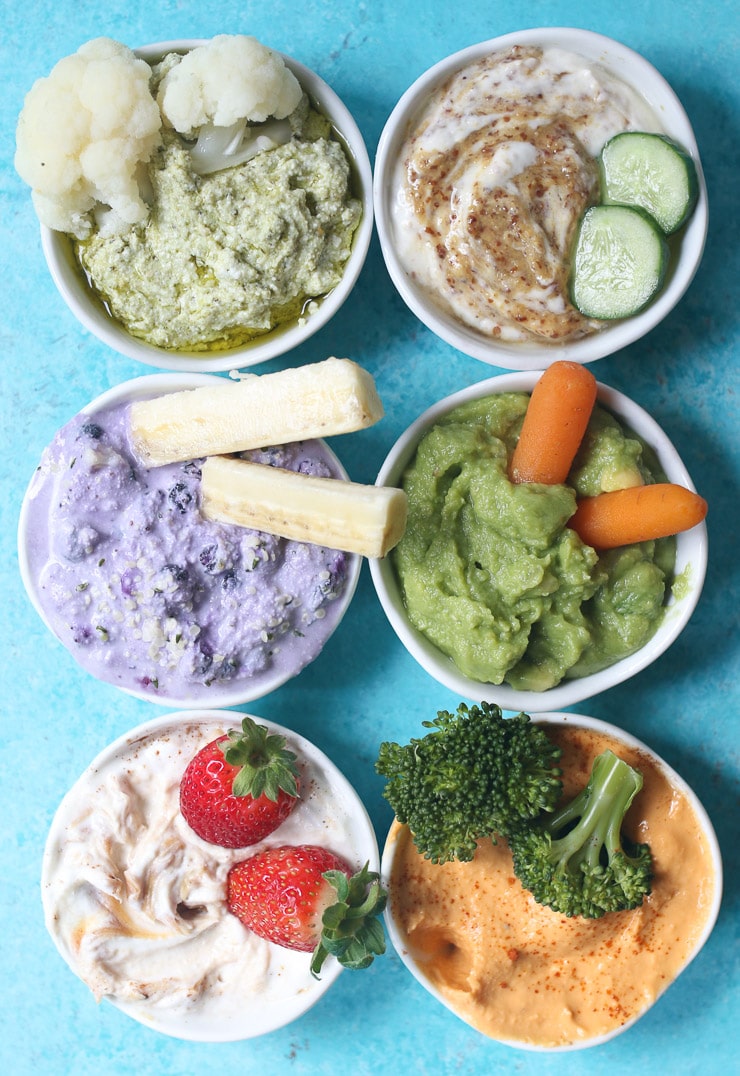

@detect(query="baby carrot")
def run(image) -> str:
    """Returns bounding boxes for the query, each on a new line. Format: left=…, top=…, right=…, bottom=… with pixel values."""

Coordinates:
left=509, top=361, right=598, bottom=485
left=569, top=483, right=707, bottom=550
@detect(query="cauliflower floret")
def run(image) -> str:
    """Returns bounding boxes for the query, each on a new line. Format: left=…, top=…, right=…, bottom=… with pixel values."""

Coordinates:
left=157, top=35, right=303, bottom=175
left=158, top=34, right=302, bottom=132
left=14, top=38, right=162, bottom=239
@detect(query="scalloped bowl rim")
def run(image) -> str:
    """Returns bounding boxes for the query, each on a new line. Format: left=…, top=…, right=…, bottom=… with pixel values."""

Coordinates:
left=40, top=38, right=374, bottom=372
left=18, top=373, right=362, bottom=708
left=373, top=26, right=708, bottom=370
left=369, top=370, right=707, bottom=711
left=380, top=710, right=723, bottom=1052
left=41, top=708, right=380, bottom=1041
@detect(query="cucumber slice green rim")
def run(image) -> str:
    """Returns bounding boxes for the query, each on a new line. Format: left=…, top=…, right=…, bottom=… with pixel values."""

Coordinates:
left=599, top=132, right=698, bottom=235
left=570, top=205, right=669, bottom=321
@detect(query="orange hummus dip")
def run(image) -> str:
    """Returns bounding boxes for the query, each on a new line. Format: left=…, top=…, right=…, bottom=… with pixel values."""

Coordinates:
left=386, top=723, right=719, bottom=1048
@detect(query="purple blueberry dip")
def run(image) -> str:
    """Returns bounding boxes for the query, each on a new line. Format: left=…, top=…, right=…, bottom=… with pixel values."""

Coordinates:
left=21, top=399, right=357, bottom=702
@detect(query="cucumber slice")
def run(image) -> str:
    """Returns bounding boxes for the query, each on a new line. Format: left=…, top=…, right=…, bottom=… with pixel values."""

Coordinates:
left=600, top=132, right=698, bottom=235
left=571, top=205, right=668, bottom=320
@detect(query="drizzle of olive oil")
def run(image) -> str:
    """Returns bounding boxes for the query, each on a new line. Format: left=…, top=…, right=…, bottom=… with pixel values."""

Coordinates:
left=69, top=88, right=364, bottom=358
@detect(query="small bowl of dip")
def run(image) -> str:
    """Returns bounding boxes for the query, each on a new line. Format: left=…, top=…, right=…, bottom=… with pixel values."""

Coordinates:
left=42, top=709, right=380, bottom=1041
left=374, top=27, right=707, bottom=369
left=30, top=36, right=373, bottom=371
left=381, top=710, right=722, bottom=1051
left=18, top=373, right=362, bottom=708
left=369, top=370, right=707, bottom=711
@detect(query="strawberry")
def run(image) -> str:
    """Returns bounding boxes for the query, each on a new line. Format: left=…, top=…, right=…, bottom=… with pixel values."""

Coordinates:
left=227, top=844, right=387, bottom=977
left=179, top=716, right=300, bottom=848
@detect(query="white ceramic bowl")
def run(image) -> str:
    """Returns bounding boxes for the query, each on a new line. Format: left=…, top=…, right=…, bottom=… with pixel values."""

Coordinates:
left=18, top=373, right=362, bottom=708
left=42, top=709, right=380, bottom=1041
left=381, top=711, right=723, bottom=1051
left=369, top=370, right=707, bottom=711
left=374, top=27, right=708, bottom=369
left=40, top=38, right=374, bottom=371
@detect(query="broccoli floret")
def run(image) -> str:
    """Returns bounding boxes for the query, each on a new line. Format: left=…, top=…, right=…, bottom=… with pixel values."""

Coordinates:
left=508, top=749, right=653, bottom=919
left=375, top=702, right=562, bottom=864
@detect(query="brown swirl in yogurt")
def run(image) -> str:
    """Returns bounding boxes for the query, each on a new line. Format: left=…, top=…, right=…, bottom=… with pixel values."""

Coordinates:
left=393, top=46, right=660, bottom=343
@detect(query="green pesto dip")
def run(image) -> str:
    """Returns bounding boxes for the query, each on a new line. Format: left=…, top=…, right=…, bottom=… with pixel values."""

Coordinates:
left=393, top=392, right=676, bottom=691
left=76, top=95, right=362, bottom=351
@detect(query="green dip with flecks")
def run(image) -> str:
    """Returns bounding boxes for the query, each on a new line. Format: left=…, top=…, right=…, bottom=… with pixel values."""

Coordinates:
left=393, top=392, right=675, bottom=691
left=76, top=94, right=362, bottom=351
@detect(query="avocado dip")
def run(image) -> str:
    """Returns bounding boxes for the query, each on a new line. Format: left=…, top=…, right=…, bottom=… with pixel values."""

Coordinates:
left=393, top=392, right=675, bottom=691
left=76, top=85, right=362, bottom=351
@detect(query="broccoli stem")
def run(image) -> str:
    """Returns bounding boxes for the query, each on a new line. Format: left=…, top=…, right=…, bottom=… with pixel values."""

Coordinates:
left=546, top=750, right=643, bottom=873
left=508, top=744, right=653, bottom=918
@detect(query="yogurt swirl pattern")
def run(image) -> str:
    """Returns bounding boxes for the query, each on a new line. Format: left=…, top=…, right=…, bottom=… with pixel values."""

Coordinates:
left=393, top=46, right=660, bottom=342
left=42, top=715, right=378, bottom=1040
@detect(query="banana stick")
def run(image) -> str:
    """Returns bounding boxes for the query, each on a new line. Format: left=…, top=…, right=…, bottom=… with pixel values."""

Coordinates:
left=131, top=357, right=384, bottom=467
left=200, top=456, right=408, bottom=559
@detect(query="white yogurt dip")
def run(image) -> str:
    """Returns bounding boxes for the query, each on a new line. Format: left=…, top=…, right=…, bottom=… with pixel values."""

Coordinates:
left=391, top=45, right=660, bottom=343
left=41, top=712, right=379, bottom=1041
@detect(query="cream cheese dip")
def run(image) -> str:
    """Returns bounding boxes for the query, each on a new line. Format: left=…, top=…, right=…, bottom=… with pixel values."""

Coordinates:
left=41, top=713, right=379, bottom=1041
left=392, top=45, right=660, bottom=343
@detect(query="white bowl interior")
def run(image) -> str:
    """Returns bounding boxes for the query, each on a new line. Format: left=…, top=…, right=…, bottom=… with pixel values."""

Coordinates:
left=40, top=39, right=374, bottom=372
left=380, top=711, right=723, bottom=1051
left=42, top=709, right=380, bottom=1041
left=18, top=373, right=362, bottom=708
left=369, top=370, right=707, bottom=711
left=373, top=27, right=708, bottom=370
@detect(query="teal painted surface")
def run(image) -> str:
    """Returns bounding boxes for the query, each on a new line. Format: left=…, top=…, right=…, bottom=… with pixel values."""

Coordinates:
left=1, top=2, right=738, bottom=1073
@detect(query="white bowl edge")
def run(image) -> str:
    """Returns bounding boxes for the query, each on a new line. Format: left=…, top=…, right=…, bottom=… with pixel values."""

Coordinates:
left=18, top=374, right=363, bottom=708
left=42, top=708, right=380, bottom=1041
left=373, top=27, right=708, bottom=370
left=380, top=710, right=723, bottom=1052
left=40, top=39, right=374, bottom=372
left=369, top=370, right=708, bottom=711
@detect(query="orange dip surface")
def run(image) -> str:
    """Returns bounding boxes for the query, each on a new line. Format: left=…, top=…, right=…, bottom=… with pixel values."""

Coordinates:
left=387, top=723, right=718, bottom=1048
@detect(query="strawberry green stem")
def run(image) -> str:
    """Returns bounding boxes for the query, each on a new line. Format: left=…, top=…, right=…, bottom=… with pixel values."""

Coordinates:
left=310, top=863, right=387, bottom=978
left=221, top=716, right=299, bottom=801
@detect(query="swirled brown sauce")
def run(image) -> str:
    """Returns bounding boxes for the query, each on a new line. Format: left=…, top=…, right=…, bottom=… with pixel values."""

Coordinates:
left=42, top=718, right=369, bottom=1037
left=392, top=46, right=660, bottom=343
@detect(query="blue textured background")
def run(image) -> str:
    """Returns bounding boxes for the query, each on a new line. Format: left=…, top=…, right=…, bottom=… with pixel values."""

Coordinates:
left=1, top=2, right=738, bottom=1074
